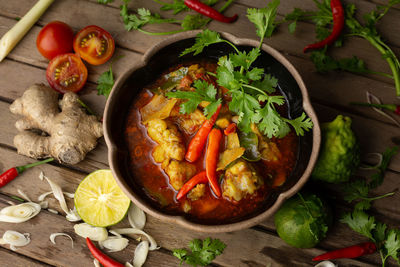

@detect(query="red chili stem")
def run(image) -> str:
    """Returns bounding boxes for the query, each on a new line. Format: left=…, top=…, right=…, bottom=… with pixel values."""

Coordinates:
left=185, top=104, right=221, bottom=162
left=86, top=238, right=124, bottom=267
left=312, top=242, right=377, bottom=261
left=303, top=0, right=344, bottom=53
left=224, top=123, right=237, bottom=135
left=206, top=128, right=223, bottom=198
left=176, top=171, right=208, bottom=200
left=0, top=158, right=54, bottom=188
left=184, top=0, right=238, bottom=23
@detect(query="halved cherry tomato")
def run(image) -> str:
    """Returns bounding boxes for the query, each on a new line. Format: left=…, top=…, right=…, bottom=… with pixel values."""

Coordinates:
left=36, top=21, right=74, bottom=60
left=73, top=25, right=115, bottom=65
left=46, top=53, right=88, bottom=93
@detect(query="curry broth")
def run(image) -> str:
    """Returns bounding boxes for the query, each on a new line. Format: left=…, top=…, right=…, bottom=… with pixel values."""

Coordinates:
left=124, top=62, right=298, bottom=224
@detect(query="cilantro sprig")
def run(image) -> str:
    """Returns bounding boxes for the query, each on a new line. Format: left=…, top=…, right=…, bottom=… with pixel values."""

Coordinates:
left=175, top=4, right=313, bottom=138
left=96, top=64, right=115, bottom=98
left=166, top=79, right=222, bottom=119
left=340, top=147, right=399, bottom=266
left=342, top=147, right=398, bottom=211
left=284, top=0, right=400, bottom=96
left=173, top=238, right=226, bottom=267
left=115, top=0, right=236, bottom=35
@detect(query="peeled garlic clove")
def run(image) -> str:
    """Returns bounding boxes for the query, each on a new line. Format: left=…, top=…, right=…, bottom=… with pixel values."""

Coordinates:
left=133, top=240, right=149, bottom=267
left=99, top=236, right=129, bottom=252
left=112, top=228, right=158, bottom=251
left=74, top=223, right=108, bottom=241
left=128, top=204, right=146, bottom=230
left=50, top=233, right=74, bottom=248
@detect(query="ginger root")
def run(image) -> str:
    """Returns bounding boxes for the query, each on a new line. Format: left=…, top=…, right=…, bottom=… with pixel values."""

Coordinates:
left=10, top=84, right=103, bottom=165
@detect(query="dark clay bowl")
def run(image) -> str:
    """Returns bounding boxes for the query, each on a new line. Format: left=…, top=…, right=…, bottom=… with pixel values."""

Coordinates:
left=104, top=31, right=321, bottom=233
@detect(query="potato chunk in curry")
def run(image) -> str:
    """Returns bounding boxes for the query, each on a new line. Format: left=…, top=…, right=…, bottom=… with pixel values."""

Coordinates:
left=223, top=160, right=263, bottom=201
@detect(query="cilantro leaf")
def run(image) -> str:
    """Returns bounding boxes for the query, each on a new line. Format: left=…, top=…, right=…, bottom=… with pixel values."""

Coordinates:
left=180, top=30, right=224, bottom=56
left=369, top=147, right=398, bottom=188
left=97, top=64, right=115, bottom=98
left=341, top=210, right=376, bottom=241
left=285, top=112, right=314, bottom=136
left=383, top=230, right=400, bottom=264
left=97, top=0, right=114, bottom=4
left=166, top=79, right=221, bottom=119
left=343, top=179, right=369, bottom=203
left=156, top=0, right=188, bottom=14
left=310, top=50, right=370, bottom=74
left=173, top=238, right=226, bottom=267
left=181, top=15, right=209, bottom=31
left=252, top=74, right=278, bottom=94
left=247, top=0, right=280, bottom=41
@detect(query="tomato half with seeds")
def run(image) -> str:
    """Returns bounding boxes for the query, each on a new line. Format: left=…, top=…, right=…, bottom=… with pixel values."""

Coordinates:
left=73, top=25, right=115, bottom=65
left=46, top=53, right=88, bottom=93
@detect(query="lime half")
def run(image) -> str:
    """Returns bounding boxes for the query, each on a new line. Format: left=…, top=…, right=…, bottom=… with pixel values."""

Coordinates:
left=74, top=170, right=131, bottom=227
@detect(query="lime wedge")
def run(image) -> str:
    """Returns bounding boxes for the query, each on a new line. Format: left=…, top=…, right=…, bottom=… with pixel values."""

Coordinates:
left=74, top=170, right=131, bottom=227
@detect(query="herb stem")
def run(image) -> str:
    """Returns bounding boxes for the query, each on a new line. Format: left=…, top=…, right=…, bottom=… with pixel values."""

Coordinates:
left=222, top=40, right=240, bottom=54
left=242, top=84, right=268, bottom=96
left=362, top=35, right=400, bottom=97
left=360, top=191, right=395, bottom=201
left=201, top=0, right=236, bottom=26
left=137, top=28, right=185, bottom=35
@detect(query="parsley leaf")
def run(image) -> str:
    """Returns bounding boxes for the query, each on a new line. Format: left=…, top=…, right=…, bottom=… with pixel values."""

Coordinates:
left=166, top=79, right=222, bottom=119
left=97, top=64, right=115, bottom=98
left=173, top=238, right=226, bottom=267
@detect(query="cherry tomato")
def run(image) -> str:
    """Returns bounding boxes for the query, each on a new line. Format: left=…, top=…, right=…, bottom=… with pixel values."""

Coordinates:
left=73, top=25, right=115, bottom=65
left=46, top=53, right=88, bottom=93
left=36, top=21, right=74, bottom=60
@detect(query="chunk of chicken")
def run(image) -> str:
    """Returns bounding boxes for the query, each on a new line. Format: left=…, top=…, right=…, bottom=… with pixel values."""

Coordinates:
left=223, top=160, right=262, bottom=201
left=251, top=123, right=281, bottom=162
left=173, top=109, right=206, bottom=135
left=187, top=184, right=206, bottom=201
left=165, top=160, right=197, bottom=190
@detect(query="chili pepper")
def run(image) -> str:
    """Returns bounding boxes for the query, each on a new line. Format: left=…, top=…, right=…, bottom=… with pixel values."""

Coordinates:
left=86, top=238, right=124, bottom=267
left=303, top=0, right=344, bottom=53
left=184, top=0, right=238, bottom=23
left=206, top=128, right=223, bottom=198
left=351, top=102, right=400, bottom=115
left=176, top=171, right=208, bottom=200
left=185, top=104, right=222, bottom=162
left=312, top=242, right=377, bottom=261
left=0, top=158, right=54, bottom=188
left=224, top=123, right=237, bottom=135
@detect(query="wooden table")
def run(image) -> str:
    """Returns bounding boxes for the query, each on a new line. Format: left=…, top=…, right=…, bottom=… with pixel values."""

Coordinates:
left=0, top=0, right=399, bottom=266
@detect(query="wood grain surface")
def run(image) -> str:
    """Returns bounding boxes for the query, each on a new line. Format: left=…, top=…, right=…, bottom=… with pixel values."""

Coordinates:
left=0, top=0, right=399, bottom=266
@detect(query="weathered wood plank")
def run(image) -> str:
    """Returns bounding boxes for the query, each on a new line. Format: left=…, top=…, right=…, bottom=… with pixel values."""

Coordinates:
left=0, top=145, right=391, bottom=267
left=0, top=246, right=50, bottom=267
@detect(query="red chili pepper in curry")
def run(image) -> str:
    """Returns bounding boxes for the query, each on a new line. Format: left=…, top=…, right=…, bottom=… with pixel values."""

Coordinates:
left=185, top=104, right=222, bottom=162
left=303, top=0, right=344, bottom=53
left=205, top=128, right=223, bottom=198
left=312, top=242, right=377, bottom=261
left=176, top=171, right=208, bottom=200
left=184, top=0, right=238, bottom=23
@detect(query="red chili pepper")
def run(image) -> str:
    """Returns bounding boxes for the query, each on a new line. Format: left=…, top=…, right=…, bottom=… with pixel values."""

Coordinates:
left=312, top=242, right=377, bottom=261
left=303, top=0, right=344, bottom=53
left=224, top=123, right=237, bottom=135
left=86, top=238, right=124, bottom=267
left=176, top=171, right=208, bottom=200
left=184, top=0, right=238, bottom=23
left=0, top=158, right=54, bottom=188
left=351, top=102, right=400, bottom=116
left=206, top=128, right=222, bottom=198
left=185, top=104, right=222, bottom=162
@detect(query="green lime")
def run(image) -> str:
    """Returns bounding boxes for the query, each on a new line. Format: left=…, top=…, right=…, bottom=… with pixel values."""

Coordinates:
left=274, top=193, right=331, bottom=249
left=74, top=170, right=131, bottom=227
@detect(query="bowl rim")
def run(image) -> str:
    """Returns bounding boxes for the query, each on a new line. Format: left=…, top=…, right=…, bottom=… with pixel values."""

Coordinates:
left=104, top=30, right=321, bottom=233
